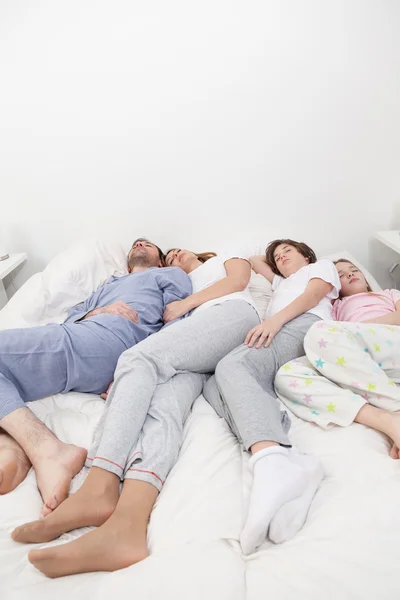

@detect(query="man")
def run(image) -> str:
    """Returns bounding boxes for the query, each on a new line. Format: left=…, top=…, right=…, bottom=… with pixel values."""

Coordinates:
left=0, top=238, right=191, bottom=516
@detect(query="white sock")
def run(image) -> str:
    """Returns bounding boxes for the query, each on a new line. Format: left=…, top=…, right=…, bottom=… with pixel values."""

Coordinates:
left=269, top=450, right=324, bottom=544
left=240, top=446, right=307, bottom=555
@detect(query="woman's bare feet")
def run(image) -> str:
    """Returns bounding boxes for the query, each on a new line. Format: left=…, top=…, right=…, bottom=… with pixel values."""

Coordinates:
left=12, top=467, right=120, bottom=544
left=28, top=512, right=149, bottom=578
left=0, top=433, right=31, bottom=494
left=34, top=443, right=88, bottom=517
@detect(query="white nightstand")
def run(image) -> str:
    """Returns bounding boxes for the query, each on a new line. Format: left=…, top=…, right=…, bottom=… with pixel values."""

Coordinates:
left=375, top=230, right=400, bottom=254
left=0, top=253, right=28, bottom=309
left=375, top=230, right=400, bottom=284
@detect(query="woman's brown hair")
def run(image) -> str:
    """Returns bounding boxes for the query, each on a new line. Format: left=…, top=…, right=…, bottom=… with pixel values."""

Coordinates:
left=265, top=239, right=317, bottom=276
left=165, top=249, right=217, bottom=265
left=334, top=258, right=372, bottom=294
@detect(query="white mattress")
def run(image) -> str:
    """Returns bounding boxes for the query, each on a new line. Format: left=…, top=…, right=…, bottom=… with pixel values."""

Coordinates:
left=1, top=243, right=399, bottom=599
left=2, top=389, right=400, bottom=599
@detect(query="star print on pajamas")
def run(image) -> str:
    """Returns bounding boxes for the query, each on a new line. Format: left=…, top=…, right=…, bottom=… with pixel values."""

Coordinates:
left=315, top=358, right=325, bottom=368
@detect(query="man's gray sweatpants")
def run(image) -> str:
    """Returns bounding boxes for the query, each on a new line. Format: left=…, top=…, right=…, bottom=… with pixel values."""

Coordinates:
left=86, top=300, right=260, bottom=491
left=203, top=313, right=320, bottom=450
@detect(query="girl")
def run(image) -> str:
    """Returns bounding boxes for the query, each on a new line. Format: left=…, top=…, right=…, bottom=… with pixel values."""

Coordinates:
left=203, top=240, right=340, bottom=554
left=12, top=247, right=263, bottom=577
left=275, top=259, right=400, bottom=458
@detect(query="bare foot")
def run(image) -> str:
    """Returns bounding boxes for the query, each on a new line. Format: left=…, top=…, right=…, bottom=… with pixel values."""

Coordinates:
left=389, top=443, right=399, bottom=460
left=33, top=443, right=88, bottom=517
left=384, top=413, right=400, bottom=459
left=28, top=512, right=149, bottom=578
left=0, top=434, right=31, bottom=494
left=12, top=467, right=119, bottom=544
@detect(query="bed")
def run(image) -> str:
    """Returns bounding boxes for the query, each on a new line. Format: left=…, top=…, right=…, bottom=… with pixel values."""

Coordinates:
left=1, top=240, right=399, bottom=600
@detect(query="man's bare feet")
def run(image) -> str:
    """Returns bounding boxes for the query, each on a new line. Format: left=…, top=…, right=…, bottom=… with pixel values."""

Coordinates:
left=34, top=443, right=88, bottom=518
left=12, top=467, right=119, bottom=544
left=28, top=512, right=149, bottom=578
left=0, top=433, right=31, bottom=494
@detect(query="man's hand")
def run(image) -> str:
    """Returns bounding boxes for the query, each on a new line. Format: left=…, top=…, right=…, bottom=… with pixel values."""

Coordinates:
left=245, top=316, right=284, bottom=349
left=100, top=381, right=113, bottom=400
left=163, top=298, right=192, bottom=323
left=84, top=301, right=139, bottom=324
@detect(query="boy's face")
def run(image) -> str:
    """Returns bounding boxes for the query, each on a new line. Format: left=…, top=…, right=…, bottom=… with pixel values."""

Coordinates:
left=273, top=243, right=309, bottom=277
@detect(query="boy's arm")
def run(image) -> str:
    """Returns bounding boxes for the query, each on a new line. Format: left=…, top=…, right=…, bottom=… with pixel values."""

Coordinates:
left=249, top=255, right=275, bottom=283
left=246, top=278, right=332, bottom=348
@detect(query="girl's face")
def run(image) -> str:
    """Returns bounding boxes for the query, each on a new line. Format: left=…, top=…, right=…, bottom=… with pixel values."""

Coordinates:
left=273, top=243, right=309, bottom=277
left=336, top=261, right=369, bottom=297
left=165, top=248, right=199, bottom=274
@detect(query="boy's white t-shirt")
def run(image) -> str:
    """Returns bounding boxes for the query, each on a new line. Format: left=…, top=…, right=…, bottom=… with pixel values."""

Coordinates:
left=189, top=252, right=258, bottom=314
left=265, top=259, right=340, bottom=320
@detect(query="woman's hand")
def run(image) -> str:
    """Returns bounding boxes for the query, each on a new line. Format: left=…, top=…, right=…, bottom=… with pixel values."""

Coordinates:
left=245, top=316, right=284, bottom=349
left=163, top=298, right=192, bottom=323
left=100, top=381, right=113, bottom=400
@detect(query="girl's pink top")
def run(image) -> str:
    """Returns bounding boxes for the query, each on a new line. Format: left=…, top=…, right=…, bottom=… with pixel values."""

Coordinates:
left=332, top=289, right=400, bottom=322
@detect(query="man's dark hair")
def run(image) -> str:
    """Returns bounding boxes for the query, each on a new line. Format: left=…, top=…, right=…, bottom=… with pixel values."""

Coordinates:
left=265, top=239, right=317, bottom=275
left=132, top=238, right=165, bottom=266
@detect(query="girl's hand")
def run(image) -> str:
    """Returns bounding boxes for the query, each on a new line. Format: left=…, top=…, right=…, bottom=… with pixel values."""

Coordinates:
left=245, top=316, right=284, bottom=349
left=163, top=299, right=192, bottom=323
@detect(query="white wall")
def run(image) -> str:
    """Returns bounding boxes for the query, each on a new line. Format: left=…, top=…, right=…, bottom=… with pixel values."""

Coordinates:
left=1, top=0, right=400, bottom=293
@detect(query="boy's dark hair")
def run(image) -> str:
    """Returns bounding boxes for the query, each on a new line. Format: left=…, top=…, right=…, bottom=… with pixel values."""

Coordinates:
left=133, top=238, right=165, bottom=266
left=265, top=239, right=317, bottom=275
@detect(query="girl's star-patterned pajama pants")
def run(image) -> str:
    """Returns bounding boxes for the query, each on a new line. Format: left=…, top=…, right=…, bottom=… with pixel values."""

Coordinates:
left=275, top=320, right=400, bottom=428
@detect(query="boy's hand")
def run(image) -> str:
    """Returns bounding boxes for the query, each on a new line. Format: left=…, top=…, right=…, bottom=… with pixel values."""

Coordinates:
left=245, top=316, right=284, bottom=349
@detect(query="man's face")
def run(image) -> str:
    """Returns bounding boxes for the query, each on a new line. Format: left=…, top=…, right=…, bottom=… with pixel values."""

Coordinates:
left=127, top=239, right=163, bottom=271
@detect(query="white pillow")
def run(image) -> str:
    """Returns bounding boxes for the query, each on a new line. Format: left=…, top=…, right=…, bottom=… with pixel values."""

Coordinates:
left=324, top=251, right=381, bottom=291
left=248, top=270, right=272, bottom=321
left=3, top=239, right=128, bottom=328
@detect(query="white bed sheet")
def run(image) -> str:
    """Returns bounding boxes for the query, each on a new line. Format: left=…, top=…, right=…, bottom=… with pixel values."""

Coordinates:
left=1, top=244, right=399, bottom=600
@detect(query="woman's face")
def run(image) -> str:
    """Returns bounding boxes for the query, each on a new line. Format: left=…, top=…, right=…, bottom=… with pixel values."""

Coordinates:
left=336, top=261, right=369, bottom=297
left=165, top=248, right=199, bottom=274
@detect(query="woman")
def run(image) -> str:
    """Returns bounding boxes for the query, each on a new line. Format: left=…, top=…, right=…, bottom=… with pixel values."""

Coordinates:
left=12, top=247, right=262, bottom=577
left=275, top=259, right=400, bottom=456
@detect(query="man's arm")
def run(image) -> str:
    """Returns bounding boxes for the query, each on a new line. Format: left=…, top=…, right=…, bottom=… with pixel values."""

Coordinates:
left=65, top=280, right=138, bottom=324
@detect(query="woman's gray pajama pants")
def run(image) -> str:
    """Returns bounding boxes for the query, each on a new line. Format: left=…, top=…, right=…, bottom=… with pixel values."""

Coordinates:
left=86, top=300, right=260, bottom=491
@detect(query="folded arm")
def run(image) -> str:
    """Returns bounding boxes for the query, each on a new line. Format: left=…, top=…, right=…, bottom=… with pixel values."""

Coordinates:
left=246, top=278, right=333, bottom=348
left=249, top=255, right=275, bottom=283
left=363, top=301, right=400, bottom=326
left=163, top=258, right=251, bottom=323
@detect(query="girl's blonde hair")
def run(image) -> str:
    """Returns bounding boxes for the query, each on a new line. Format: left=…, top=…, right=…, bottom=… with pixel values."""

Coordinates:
left=166, top=249, right=217, bottom=264
left=334, top=258, right=372, bottom=295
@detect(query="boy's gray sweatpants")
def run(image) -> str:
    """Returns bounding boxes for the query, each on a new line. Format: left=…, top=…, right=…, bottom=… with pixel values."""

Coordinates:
left=203, top=313, right=320, bottom=450
left=86, top=300, right=260, bottom=491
